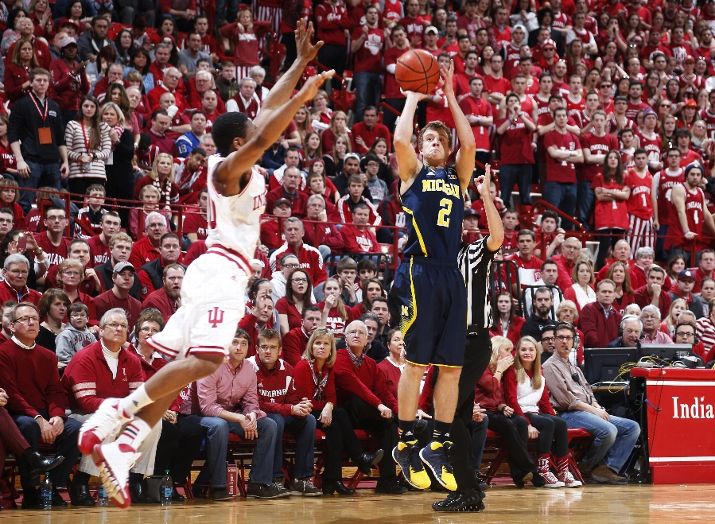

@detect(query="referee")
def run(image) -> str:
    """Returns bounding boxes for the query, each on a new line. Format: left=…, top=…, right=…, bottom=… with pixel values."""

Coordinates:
left=433, top=164, right=504, bottom=512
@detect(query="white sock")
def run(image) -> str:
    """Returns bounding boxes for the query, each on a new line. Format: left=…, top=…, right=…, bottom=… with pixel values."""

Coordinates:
left=118, top=384, right=154, bottom=418
left=116, top=418, right=153, bottom=451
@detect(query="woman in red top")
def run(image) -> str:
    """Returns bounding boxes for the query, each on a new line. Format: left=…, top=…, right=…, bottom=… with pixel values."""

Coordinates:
left=376, top=329, right=404, bottom=400
left=592, top=150, right=630, bottom=269
left=474, top=336, right=543, bottom=488
left=5, top=37, right=38, bottom=105
left=0, top=178, right=25, bottom=229
left=489, top=292, right=525, bottom=346
left=275, top=269, right=313, bottom=336
left=317, top=277, right=360, bottom=339
left=292, top=329, right=381, bottom=495
left=607, top=261, right=636, bottom=315
left=503, top=337, right=581, bottom=488
left=320, top=111, right=350, bottom=154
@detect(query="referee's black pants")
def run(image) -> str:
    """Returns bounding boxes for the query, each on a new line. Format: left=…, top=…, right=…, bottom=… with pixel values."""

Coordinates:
left=435, top=329, right=492, bottom=493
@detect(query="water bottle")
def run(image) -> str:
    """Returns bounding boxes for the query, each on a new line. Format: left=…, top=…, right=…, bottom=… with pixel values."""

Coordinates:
left=97, top=485, right=109, bottom=506
left=159, top=470, right=173, bottom=506
left=40, top=474, right=53, bottom=510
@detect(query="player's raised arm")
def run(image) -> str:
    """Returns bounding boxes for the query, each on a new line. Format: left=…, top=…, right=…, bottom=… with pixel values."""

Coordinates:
left=393, top=91, right=428, bottom=185
left=216, top=70, right=335, bottom=193
left=442, top=60, right=475, bottom=192
left=478, top=164, right=504, bottom=252
left=253, top=18, right=323, bottom=128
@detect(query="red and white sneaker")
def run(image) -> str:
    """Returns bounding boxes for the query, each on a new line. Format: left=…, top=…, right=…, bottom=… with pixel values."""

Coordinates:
left=92, top=441, right=139, bottom=509
left=78, top=398, right=131, bottom=454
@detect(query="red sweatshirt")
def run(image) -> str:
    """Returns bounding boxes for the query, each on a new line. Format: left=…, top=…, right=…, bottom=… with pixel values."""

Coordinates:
left=0, top=339, right=67, bottom=419
left=292, top=359, right=336, bottom=412
left=502, top=367, right=556, bottom=418
left=62, top=341, right=144, bottom=414
left=250, top=358, right=298, bottom=417
left=282, top=327, right=309, bottom=366
left=333, top=349, right=397, bottom=412
left=473, top=368, right=506, bottom=413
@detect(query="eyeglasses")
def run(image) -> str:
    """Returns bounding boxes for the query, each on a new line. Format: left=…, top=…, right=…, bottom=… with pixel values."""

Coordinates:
left=14, top=316, right=39, bottom=324
left=557, top=335, right=574, bottom=341
left=675, top=331, right=695, bottom=338
left=104, top=322, right=128, bottom=330
left=283, top=263, right=299, bottom=269
left=292, top=278, right=308, bottom=283
left=258, top=345, right=280, bottom=351
left=541, top=336, right=555, bottom=342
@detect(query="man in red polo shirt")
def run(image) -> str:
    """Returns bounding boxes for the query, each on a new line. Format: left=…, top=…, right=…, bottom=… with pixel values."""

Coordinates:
left=269, top=217, right=327, bottom=286
left=141, top=264, right=184, bottom=323
left=350, top=5, right=385, bottom=122
left=351, top=107, right=391, bottom=155
left=281, top=306, right=322, bottom=366
left=129, top=212, right=168, bottom=268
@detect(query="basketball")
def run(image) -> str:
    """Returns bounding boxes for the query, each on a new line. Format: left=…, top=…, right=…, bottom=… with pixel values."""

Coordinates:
left=395, top=49, right=441, bottom=94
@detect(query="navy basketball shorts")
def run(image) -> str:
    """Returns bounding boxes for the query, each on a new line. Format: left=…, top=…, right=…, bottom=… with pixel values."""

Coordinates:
left=388, top=257, right=467, bottom=367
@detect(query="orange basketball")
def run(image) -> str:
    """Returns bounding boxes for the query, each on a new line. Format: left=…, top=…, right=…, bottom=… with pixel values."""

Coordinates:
left=395, top=49, right=440, bottom=94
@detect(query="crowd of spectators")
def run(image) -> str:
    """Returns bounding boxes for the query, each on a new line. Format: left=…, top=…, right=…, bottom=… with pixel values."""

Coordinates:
left=1, top=0, right=715, bottom=509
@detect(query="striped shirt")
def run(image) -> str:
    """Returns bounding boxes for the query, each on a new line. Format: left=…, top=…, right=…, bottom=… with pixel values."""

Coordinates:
left=458, top=236, right=497, bottom=331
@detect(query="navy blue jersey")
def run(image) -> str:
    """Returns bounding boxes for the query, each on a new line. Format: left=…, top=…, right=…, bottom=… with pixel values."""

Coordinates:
left=401, top=164, right=464, bottom=262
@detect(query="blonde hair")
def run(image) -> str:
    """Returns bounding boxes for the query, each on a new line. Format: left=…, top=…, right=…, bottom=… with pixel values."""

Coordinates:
left=303, top=328, right=337, bottom=367
left=101, top=101, right=126, bottom=127
left=149, top=152, right=175, bottom=182
left=515, top=336, right=542, bottom=390
left=139, top=184, right=161, bottom=200
left=557, top=300, right=579, bottom=324
left=489, top=336, right=513, bottom=371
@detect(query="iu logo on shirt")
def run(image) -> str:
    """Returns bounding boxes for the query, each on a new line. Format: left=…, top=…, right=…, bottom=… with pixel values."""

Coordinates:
left=208, top=306, right=225, bottom=328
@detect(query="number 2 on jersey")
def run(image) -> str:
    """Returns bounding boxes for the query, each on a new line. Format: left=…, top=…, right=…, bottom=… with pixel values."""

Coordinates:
left=437, top=198, right=452, bottom=228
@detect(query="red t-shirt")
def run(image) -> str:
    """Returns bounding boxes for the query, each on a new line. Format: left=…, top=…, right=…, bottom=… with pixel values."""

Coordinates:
left=496, top=117, right=535, bottom=165
left=459, top=94, right=493, bottom=151
left=383, top=46, right=409, bottom=99
left=578, top=132, right=619, bottom=183
left=351, top=27, right=385, bottom=74
left=543, top=129, right=581, bottom=183
left=591, top=174, right=629, bottom=230
left=183, top=211, right=207, bottom=240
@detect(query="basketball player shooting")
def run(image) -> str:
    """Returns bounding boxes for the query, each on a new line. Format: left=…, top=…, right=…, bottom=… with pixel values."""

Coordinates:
left=389, top=60, right=476, bottom=492
left=76, top=20, right=334, bottom=508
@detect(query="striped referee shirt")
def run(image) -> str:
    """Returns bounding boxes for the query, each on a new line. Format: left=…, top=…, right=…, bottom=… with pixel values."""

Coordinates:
left=458, top=236, right=497, bottom=332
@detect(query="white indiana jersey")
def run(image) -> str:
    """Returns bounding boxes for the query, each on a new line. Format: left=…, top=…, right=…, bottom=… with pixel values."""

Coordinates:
left=205, top=154, right=266, bottom=268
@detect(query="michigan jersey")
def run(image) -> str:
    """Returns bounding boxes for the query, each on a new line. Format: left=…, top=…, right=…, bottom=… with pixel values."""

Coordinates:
left=401, top=164, right=464, bottom=262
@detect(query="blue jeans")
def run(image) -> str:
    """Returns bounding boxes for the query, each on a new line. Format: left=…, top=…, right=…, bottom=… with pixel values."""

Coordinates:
left=14, top=413, right=81, bottom=488
left=19, top=160, right=61, bottom=212
left=559, top=411, right=640, bottom=474
left=543, top=182, right=577, bottom=230
left=499, top=164, right=533, bottom=206
left=215, top=0, right=238, bottom=23
left=266, top=413, right=316, bottom=480
left=197, top=416, right=278, bottom=488
left=577, top=180, right=594, bottom=228
left=353, top=71, right=382, bottom=122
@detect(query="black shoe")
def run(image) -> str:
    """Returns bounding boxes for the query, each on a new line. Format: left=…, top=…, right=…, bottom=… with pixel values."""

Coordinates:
left=475, top=472, right=489, bottom=491
left=208, top=487, right=233, bottom=501
left=129, top=476, right=152, bottom=504
left=322, top=480, right=355, bottom=496
left=432, top=490, right=485, bottom=513
left=191, top=483, right=208, bottom=499
left=531, top=470, right=546, bottom=488
left=356, top=449, right=384, bottom=475
left=69, top=482, right=96, bottom=507
left=20, top=488, right=44, bottom=510
left=51, top=488, right=68, bottom=507
left=512, top=470, right=532, bottom=489
left=246, top=483, right=291, bottom=499
left=21, top=451, right=65, bottom=476
left=375, top=477, right=408, bottom=494
left=171, top=487, right=186, bottom=502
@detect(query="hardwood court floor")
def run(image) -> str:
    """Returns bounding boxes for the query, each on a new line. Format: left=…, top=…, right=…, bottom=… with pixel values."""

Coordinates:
left=3, top=484, right=715, bottom=524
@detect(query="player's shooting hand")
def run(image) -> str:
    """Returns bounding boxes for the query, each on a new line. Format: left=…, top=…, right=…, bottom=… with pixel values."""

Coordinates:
left=400, top=88, right=431, bottom=102
left=295, top=18, right=323, bottom=63
left=439, top=59, right=455, bottom=95
left=299, top=70, right=335, bottom=103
